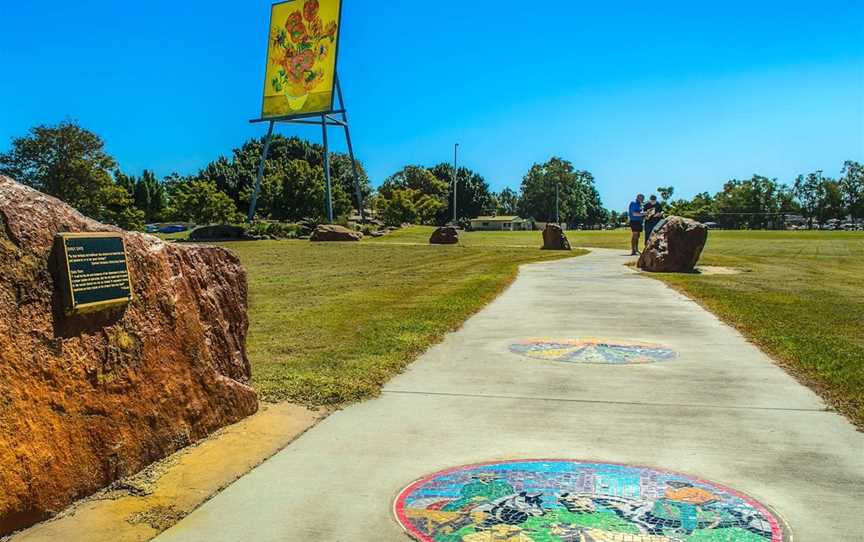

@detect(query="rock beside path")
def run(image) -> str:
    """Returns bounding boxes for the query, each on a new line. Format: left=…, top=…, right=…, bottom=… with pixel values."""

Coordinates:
left=310, top=224, right=363, bottom=242
left=541, top=224, right=571, bottom=250
left=638, top=216, right=708, bottom=273
left=0, top=176, right=258, bottom=536
left=429, top=226, right=459, bottom=245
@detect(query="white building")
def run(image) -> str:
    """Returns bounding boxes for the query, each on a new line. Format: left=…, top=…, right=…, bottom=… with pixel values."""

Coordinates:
left=470, top=216, right=533, bottom=231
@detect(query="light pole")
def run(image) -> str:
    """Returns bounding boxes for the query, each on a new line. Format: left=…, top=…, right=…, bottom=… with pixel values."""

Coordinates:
left=452, top=143, right=459, bottom=224
left=555, top=182, right=560, bottom=225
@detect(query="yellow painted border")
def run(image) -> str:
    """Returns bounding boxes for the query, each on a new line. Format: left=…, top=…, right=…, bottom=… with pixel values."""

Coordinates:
left=57, top=232, right=134, bottom=315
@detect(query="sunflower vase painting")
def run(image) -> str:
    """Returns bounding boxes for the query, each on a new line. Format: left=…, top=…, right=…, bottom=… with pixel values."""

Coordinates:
left=262, top=0, right=341, bottom=118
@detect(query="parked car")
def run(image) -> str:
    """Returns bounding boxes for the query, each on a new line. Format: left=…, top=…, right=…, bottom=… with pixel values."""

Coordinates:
left=159, top=225, right=188, bottom=234
left=145, top=224, right=160, bottom=233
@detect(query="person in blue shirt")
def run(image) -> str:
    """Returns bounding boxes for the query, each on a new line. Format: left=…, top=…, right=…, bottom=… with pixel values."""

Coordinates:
left=628, top=194, right=645, bottom=255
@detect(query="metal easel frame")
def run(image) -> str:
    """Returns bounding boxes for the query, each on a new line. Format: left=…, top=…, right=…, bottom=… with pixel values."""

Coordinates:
left=247, top=74, right=365, bottom=224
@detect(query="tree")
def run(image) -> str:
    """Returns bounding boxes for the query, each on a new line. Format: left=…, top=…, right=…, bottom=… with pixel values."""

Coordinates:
left=713, top=175, right=793, bottom=229
left=378, top=166, right=449, bottom=225
left=840, top=160, right=864, bottom=225
left=817, top=179, right=845, bottom=225
left=0, top=121, right=141, bottom=227
left=169, top=180, right=243, bottom=225
left=115, top=170, right=137, bottom=196
left=380, top=189, right=419, bottom=226
left=517, top=157, right=603, bottom=225
left=196, top=135, right=372, bottom=218
left=428, top=163, right=495, bottom=222
left=129, top=170, right=167, bottom=222
left=329, top=153, right=372, bottom=212
left=794, top=172, right=827, bottom=229
left=582, top=182, right=607, bottom=226
left=100, top=183, right=146, bottom=231
left=496, top=188, right=520, bottom=215
left=668, top=192, right=716, bottom=223
left=380, top=166, right=449, bottom=200
left=657, top=186, right=675, bottom=202
left=263, top=159, right=352, bottom=222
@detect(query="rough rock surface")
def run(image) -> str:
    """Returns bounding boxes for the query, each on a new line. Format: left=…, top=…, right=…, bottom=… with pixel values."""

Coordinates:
left=0, top=176, right=258, bottom=536
left=309, top=224, right=363, bottom=242
left=638, top=216, right=708, bottom=273
left=541, top=224, right=571, bottom=250
left=189, top=225, right=250, bottom=241
left=429, top=226, right=459, bottom=245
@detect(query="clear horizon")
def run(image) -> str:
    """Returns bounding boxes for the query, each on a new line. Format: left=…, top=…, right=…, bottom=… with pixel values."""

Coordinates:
left=1, top=0, right=862, bottom=211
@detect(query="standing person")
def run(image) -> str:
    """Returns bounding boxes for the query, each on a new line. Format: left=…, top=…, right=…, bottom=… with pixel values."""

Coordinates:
left=643, top=195, right=664, bottom=246
left=628, top=194, right=645, bottom=255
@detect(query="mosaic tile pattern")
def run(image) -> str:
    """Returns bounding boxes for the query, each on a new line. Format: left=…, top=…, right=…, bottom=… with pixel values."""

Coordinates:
left=395, top=460, right=788, bottom=542
left=509, top=339, right=677, bottom=365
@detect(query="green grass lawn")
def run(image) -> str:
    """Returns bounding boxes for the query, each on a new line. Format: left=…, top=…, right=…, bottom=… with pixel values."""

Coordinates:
left=188, top=224, right=862, bottom=428
left=377, top=226, right=863, bottom=427
left=370, top=226, right=628, bottom=249
left=645, top=230, right=864, bottom=428
left=217, top=239, right=582, bottom=405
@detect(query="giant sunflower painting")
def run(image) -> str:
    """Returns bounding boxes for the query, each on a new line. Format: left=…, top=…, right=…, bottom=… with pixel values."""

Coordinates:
left=261, top=0, right=341, bottom=118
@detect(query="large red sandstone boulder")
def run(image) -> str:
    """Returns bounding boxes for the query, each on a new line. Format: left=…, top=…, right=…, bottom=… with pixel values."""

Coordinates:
left=638, top=216, right=708, bottom=273
left=309, top=224, right=363, bottom=242
left=0, top=176, right=258, bottom=536
left=429, top=226, right=459, bottom=245
left=541, top=224, right=571, bottom=250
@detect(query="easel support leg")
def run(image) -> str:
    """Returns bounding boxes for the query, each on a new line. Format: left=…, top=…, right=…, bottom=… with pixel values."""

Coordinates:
left=248, top=120, right=275, bottom=223
left=321, top=114, right=334, bottom=223
left=336, top=75, right=365, bottom=222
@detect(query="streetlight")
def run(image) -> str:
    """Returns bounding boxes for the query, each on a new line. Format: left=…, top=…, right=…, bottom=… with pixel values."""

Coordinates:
left=555, top=181, right=560, bottom=225
left=453, top=143, right=459, bottom=224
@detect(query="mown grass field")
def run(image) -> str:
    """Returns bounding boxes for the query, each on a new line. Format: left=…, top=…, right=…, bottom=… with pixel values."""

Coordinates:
left=377, top=226, right=864, bottom=427
left=189, top=225, right=863, bottom=427
left=217, top=239, right=582, bottom=405
left=650, top=230, right=864, bottom=428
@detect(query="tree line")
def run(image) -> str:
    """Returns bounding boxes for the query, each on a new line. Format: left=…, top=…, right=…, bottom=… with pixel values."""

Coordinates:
left=1, top=121, right=860, bottom=231
left=661, top=165, right=863, bottom=229
left=372, top=158, right=606, bottom=227
left=0, top=121, right=610, bottom=230
left=0, top=121, right=375, bottom=230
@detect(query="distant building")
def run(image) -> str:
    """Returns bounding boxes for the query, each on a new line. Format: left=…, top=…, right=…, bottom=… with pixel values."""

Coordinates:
left=470, top=216, right=533, bottom=231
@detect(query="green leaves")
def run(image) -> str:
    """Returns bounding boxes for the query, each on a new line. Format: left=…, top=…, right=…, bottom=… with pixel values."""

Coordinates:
left=517, top=157, right=601, bottom=224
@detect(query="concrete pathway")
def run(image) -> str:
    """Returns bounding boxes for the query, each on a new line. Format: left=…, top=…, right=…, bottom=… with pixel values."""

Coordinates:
left=156, top=249, right=864, bottom=542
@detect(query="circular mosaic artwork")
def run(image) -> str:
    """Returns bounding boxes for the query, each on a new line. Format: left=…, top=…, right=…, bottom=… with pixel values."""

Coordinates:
left=509, top=339, right=677, bottom=365
left=395, top=460, right=788, bottom=542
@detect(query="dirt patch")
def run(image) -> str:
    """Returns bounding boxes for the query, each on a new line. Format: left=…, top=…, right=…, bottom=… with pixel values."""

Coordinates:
left=127, top=506, right=187, bottom=532
left=694, top=266, right=745, bottom=275
left=628, top=262, right=745, bottom=275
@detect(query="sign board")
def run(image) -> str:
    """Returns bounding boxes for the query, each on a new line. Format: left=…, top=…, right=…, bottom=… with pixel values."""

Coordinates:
left=56, top=233, right=133, bottom=315
left=261, top=0, right=343, bottom=119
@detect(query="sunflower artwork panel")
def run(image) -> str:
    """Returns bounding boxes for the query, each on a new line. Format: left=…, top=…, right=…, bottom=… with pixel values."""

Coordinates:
left=261, top=0, right=342, bottom=119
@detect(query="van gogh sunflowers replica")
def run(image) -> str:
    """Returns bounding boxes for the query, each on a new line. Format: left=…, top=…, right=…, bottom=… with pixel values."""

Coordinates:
left=262, top=0, right=341, bottom=118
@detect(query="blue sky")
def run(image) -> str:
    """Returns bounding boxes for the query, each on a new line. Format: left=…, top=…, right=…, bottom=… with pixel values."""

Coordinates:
left=1, top=0, right=862, bottom=210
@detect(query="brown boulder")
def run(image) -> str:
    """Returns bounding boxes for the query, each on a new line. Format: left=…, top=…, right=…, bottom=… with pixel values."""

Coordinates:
left=309, top=224, right=363, bottom=242
left=0, top=176, right=258, bottom=536
left=429, top=226, right=459, bottom=245
left=638, top=216, right=708, bottom=272
left=541, top=224, right=571, bottom=250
